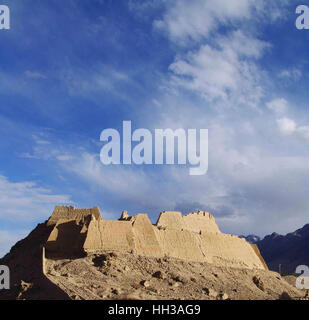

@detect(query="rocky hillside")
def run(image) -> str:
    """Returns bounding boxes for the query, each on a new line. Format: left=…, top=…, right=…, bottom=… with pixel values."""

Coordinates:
left=0, top=220, right=305, bottom=300
left=44, top=251, right=307, bottom=300
left=257, top=224, right=309, bottom=274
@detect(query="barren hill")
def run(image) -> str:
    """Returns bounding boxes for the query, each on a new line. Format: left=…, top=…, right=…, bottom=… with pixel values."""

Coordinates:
left=257, top=224, right=309, bottom=274
left=0, top=206, right=306, bottom=300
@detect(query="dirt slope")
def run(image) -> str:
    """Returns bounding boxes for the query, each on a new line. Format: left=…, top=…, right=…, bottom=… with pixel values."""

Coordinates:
left=45, top=251, right=305, bottom=300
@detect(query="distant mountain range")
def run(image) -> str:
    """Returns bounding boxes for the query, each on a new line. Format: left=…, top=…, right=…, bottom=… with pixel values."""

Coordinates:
left=241, top=224, right=309, bottom=274
left=239, top=235, right=261, bottom=244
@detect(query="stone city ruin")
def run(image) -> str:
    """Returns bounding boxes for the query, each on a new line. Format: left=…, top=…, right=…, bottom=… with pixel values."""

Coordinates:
left=44, top=206, right=267, bottom=270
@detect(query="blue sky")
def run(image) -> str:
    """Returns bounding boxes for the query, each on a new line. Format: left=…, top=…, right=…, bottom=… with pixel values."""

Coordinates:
left=1, top=0, right=309, bottom=257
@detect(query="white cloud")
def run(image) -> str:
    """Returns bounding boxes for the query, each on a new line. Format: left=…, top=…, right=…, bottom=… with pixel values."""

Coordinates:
left=0, top=175, right=71, bottom=221
left=20, top=133, right=81, bottom=162
left=66, top=152, right=169, bottom=208
left=0, top=175, right=72, bottom=257
left=61, top=66, right=130, bottom=97
left=154, top=0, right=252, bottom=45
left=24, top=70, right=47, bottom=79
left=277, top=117, right=296, bottom=135
left=56, top=155, right=72, bottom=161
left=168, top=31, right=267, bottom=105
left=218, top=30, right=270, bottom=59
left=277, top=117, right=309, bottom=140
left=278, top=68, right=302, bottom=81
left=32, top=134, right=51, bottom=145
left=267, top=98, right=288, bottom=115
left=296, top=126, right=309, bottom=140
left=153, top=0, right=289, bottom=45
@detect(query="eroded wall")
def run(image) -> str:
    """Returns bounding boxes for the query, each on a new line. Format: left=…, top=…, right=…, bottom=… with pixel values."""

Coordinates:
left=45, top=206, right=267, bottom=270
left=47, top=206, right=101, bottom=227
left=84, top=219, right=135, bottom=252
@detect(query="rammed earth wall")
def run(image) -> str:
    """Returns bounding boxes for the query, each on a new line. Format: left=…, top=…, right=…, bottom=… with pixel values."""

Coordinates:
left=45, top=206, right=267, bottom=270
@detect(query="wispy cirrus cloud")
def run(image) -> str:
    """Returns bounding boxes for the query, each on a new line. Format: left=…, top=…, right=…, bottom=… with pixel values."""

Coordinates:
left=267, top=98, right=288, bottom=115
left=0, top=175, right=71, bottom=221
left=24, top=70, right=47, bottom=80
left=153, top=0, right=290, bottom=45
left=0, top=172, right=72, bottom=256
left=278, top=68, right=302, bottom=82
left=154, top=0, right=252, bottom=45
left=266, top=98, right=309, bottom=141
left=168, top=30, right=268, bottom=105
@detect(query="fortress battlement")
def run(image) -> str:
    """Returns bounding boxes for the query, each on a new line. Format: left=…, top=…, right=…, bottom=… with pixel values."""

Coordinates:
left=45, top=206, right=268, bottom=270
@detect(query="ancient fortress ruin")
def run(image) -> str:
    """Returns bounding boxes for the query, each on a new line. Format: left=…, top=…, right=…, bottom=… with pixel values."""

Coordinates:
left=45, top=206, right=268, bottom=270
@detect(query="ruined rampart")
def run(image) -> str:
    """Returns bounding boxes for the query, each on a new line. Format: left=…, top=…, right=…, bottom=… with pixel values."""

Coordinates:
left=45, top=206, right=267, bottom=270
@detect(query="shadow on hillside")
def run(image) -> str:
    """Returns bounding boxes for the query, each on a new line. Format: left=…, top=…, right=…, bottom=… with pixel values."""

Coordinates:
left=0, top=223, right=71, bottom=300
